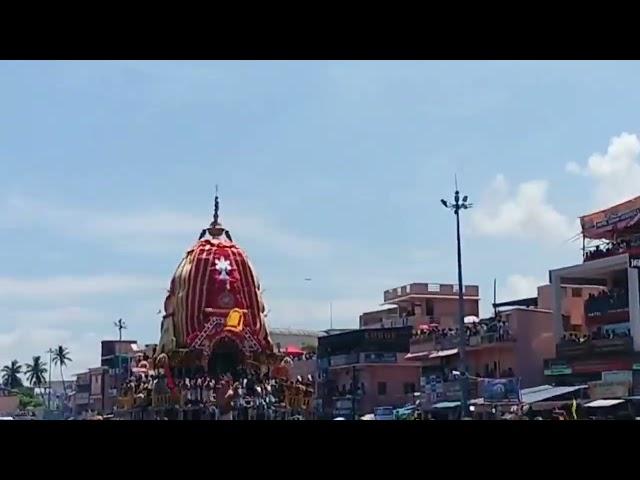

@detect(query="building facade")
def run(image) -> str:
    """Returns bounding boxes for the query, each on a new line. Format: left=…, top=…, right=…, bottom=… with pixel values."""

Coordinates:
left=317, top=326, right=414, bottom=418
left=545, top=196, right=640, bottom=397
left=360, top=282, right=480, bottom=330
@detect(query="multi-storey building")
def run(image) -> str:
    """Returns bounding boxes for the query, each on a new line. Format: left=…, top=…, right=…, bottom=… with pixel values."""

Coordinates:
left=545, top=195, right=640, bottom=397
left=360, top=282, right=480, bottom=330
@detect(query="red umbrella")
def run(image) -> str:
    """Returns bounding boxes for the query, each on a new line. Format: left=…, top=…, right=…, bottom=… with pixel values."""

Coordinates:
left=283, top=345, right=304, bottom=356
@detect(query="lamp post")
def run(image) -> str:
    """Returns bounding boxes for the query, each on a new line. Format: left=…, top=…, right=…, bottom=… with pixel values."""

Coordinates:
left=113, top=319, right=127, bottom=394
left=440, top=187, right=473, bottom=418
left=46, top=348, right=54, bottom=410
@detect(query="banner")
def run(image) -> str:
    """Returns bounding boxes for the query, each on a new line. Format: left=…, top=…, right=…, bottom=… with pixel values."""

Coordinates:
left=588, top=380, right=630, bottom=399
left=580, top=195, right=640, bottom=239
left=362, top=352, right=397, bottom=364
left=602, top=370, right=633, bottom=385
left=480, top=378, right=521, bottom=402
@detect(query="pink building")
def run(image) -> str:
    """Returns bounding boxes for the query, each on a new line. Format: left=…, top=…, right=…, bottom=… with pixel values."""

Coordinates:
left=406, top=283, right=595, bottom=400
left=0, top=387, right=19, bottom=416
left=361, top=282, right=480, bottom=330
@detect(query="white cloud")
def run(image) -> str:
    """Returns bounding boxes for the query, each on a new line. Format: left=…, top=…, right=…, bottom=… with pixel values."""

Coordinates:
left=0, top=196, right=331, bottom=258
left=0, top=274, right=163, bottom=299
left=566, top=132, right=640, bottom=209
left=470, top=174, right=578, bottom=242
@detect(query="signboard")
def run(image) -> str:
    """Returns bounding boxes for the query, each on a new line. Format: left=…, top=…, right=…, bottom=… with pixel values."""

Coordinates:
left=573, top=359, right=633, bottom=374
left=318, top=326, right=412, bottom=357
left=557, top=338, right=632, bottom=358
left=602, top=370, right=633, bottom=385
left=592, top=338, right=633, bottom=354
left=630, top=256, right=640, bottom=269
left=580, top=195, right=640, bottom=240
left=362, top=352, right=397, bottom=364
left=556, top=342, right=590, bottom=358
left=75, top=392, right=89, bottom=404
left=442, top=381, right=462, bottom=401
left=588, top=380, right=630, bottom=399
left=544, top=367, right=573, bottom=375
left=480, top=378, right=521, bottom=403
left=329, top=353, right=359, bottom=367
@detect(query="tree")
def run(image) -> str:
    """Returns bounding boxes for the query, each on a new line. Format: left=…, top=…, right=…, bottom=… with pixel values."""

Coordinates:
left=1, top=360, right=23, bottom=389
left=52, top=346, right=72, bottom=395
left=25, top=355, right=48, bottom=403
left=17, top=386, right=44, bottom=410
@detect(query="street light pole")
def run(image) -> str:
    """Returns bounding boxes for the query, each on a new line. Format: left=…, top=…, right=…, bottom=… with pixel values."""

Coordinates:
left=46, top=348, right=54, bottom=410
left=441, top=186, right=473, bottom=419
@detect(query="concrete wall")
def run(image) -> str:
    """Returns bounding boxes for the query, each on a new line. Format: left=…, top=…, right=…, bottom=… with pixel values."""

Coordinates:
left=270, top=333, right=320, bottom=351
left=329, top=363, right=420, bottom=414
left=0, top=395, right=19, bottom=415
left=432, top=298, right=480, bottom=329
left=538, top=284, right=606, bottom=330
left=509, top=308, right=555, bottom=388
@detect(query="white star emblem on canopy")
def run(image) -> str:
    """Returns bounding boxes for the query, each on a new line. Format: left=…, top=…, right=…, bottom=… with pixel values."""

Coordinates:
left=215, top=257, right=232, bottom=281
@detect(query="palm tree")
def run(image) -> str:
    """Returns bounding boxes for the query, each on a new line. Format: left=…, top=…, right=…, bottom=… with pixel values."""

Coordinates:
left=1, top=360, right=23, bottom=389
left=52, top=345, right=72, bottom=395
left=25, top=355, right=48, bottom=403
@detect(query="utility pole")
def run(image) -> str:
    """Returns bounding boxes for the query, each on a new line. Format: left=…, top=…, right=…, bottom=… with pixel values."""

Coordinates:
left=113, top=319, right=127, bottom=394
left=114, top=318, right=127, bottom=341
left=351, top=365, right=358, bottom=420
left=440, top=179, right=473, bottom=418
left=46, top=348, right=54, bottom=410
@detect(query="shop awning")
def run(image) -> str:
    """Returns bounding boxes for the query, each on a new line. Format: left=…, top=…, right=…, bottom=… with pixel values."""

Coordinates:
left=521, top=385, right=587, bottom=404
left=404, top=348, right=458, bottom=361
left=432, top=401, right=461, bottom=409
left=584, top=399, right=626, bottom=408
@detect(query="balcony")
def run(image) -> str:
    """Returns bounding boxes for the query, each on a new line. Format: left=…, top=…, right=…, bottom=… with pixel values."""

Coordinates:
left=583, top=241, right=640, bottom=263
left=384, top=283, right=480, bottom=303
left=410, top=331, right=515, bottom=352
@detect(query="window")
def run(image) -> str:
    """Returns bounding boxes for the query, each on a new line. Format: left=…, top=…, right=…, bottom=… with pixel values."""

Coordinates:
left=572, top=288, right=582, bottom=298
left=377, top=382, right=387, bottom=396
left=403, top=382, right=416, bottom=394
left=425, top=300, right=434, bottom=316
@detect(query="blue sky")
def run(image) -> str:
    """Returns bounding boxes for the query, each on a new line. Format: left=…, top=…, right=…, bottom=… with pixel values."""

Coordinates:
left=2, top=60, right=640, bottom=377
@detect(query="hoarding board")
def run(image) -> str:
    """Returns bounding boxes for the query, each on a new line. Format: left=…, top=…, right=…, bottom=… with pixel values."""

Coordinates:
left=588, top=380, right=630, bottom=400
left=480, top=378, right=521, bottom=403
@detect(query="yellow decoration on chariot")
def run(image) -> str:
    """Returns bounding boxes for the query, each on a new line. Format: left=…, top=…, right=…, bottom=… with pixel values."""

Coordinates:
left=224, top=308, right=245, bottom=332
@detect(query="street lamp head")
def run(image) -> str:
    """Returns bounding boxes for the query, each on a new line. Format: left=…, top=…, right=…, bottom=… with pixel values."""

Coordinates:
left=440, top=199, right=449, bottom=208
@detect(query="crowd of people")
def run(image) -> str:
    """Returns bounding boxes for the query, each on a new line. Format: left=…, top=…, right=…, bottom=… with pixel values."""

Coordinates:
left=119, top=366, right=315, bottom=420
left=561, top=326, right=631, bottom=344
left=585, top=288, right=629, bottom=315
left=584, top=237, right=640, bottom=262
left=411, top=320, right=512, bottom=345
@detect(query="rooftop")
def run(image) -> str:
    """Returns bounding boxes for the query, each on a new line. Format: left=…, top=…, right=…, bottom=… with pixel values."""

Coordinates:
left=269, top=328, right=326, bottom=337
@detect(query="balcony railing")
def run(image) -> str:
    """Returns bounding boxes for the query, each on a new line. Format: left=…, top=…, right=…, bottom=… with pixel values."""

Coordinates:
left=410, top=331, right=516, bottom=350
left=384, top=283, right=480, bottom=303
